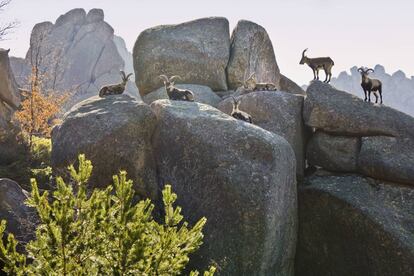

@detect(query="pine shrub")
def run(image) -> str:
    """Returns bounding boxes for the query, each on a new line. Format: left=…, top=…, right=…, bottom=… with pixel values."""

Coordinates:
left=0, top=154, right=215, bottom=275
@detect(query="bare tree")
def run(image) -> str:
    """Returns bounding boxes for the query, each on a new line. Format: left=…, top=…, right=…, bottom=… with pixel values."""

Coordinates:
left=0, top=0, right=18, bottom=41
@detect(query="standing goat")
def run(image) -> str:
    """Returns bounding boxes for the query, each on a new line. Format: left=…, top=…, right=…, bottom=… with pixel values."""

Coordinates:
left=358, top=67, right=383, bottom=104
left=99, top=71, right=132, bottom=97
left=236, top=73, right=277, bottom=94
left=231, top=97, right=252, bottom=123
left=159, top=75, right=195, bottom=102
left=299, top=48, right=334, bottom=83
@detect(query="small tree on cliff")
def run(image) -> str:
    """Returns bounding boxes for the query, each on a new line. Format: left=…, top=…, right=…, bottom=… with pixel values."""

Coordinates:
left=0, top=154, right=215, bottom=275
left=13, top=73, right=66, bottom=145
left=13, top=30, right=67, bottom=146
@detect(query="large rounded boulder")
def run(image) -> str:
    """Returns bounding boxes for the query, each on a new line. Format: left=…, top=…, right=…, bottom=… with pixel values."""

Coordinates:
left=133, top=17, right=230, bottom=96
left=226, top=20, right=281, bottom=91
left=297, top=174, right=414, bottom=276
left=51, top=95, right=158, bottom=200
left=218, top=91, right=306, bottom=179
left=0, top=179, right=36, bottom=245
left=150, top=100, right=297, bottom=275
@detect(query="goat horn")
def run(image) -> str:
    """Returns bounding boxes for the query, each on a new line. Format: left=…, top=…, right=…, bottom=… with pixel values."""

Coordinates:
left=302, top=48, right=308, bottom=57
left=231, top=96, right=237, bottom=105
left=159, top=75, right=169, bottom=82
left=246, top=72, right=255, bottom=81
left=169, top=75, right=181, bottom=82
left=357, top=67, right=364, bottom=72
left=120, top=70, right=126, bottom=79
left=366, top=68, right=374, bottom=73
left=126, top=73, right=133, bottom=79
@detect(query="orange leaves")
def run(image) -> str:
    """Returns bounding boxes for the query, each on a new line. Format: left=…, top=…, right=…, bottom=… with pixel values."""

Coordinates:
left=14, top=68, right=67, bottom=139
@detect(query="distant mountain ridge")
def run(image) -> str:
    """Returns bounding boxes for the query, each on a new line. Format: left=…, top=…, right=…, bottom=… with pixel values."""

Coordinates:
left=330, top=65, right=414, bottom=116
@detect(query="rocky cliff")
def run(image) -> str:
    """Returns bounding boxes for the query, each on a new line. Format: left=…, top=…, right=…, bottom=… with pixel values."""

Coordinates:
left=10, top=9, right=139, bottom=108
left=1, top=15, right=413, bottom=276
left=0, top=48, right=20, bottom=129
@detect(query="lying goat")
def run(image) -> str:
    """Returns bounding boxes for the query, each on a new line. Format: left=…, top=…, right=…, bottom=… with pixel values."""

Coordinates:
left=299, top=48, right=334, bottom=83
left=99, top=71, right=132, bottom=97
left=236, top=73, right=277, bottom=94
left=231, top=97, right=252, bottom=123
left=358, top=67, right=383, bottom=104
left=159, top=75, right=194, bottom=102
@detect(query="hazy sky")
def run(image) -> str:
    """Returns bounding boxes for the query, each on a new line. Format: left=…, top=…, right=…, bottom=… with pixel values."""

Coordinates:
left=1, top=0, right=413, bottom=85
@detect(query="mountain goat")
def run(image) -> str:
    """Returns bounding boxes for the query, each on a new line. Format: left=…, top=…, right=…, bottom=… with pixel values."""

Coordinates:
left=99, top=71, right=132, bottom=97
left=358, top=67, right=383, bottom=104
left=159, top=75, right=195, bottom=102
left=299, top=48, right=334, bottom=83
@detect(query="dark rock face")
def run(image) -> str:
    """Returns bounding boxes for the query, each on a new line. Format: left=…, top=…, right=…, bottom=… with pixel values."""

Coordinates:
left=304, top=81, right=414, bottom=138
left=0, top=179, right=36, bottom=244
left=0, top=48, right=20, bottom=128
left=307, top=131, right=360, bottom=172
left=218, top=91, right=306, bottom=178
left=143, top=84, right=221, bottom=107
left=296, top=174, right=414, bottom=276
left=358, top=136, right=414, bottom=185
left=133, top=17, right=230, bottom=96
left=279, top=74, right=306, bottom=95
left=51, top=95, right=158, bottom=200
left=226, top=20, right=280, bottom=91
left=150, top=100, right=297, bottom=275
left=10, top=9, right=138, bottom=108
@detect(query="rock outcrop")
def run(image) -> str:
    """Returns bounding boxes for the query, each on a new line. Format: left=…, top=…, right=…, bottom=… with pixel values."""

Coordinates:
left=306, top=131, right=360, bottom=173
left=51, top=94, right=158, bottom=200
left=280, top=74, right=306, bottom=95
left=358, top=136, right=414, bottom=185
left=304, top=81, right=414, bottom=185
left=10, top=9, right=138, bottom=108
left=218, top=91, right=306, bottom=178
left=0, top=48, right=20, bottom=128
left=151, top=100, right=297, bottom=275
left=296, top=174, right=414, bottom=276
left=226, top=20, right=280, bottom=91
left=143, top=84, right=221, bottom=107
left=304, top=81, right=414, bottom=138
left=133, top=18, right=230, bottom=96
left=0, top=179, right=36, bottom=245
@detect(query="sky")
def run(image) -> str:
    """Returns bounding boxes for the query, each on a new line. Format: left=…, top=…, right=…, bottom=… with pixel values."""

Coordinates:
left=1, top=0, right=413, bottom=85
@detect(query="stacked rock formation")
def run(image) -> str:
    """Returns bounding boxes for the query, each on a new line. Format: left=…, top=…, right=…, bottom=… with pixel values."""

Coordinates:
left=10, top=9, right=139, bottom=108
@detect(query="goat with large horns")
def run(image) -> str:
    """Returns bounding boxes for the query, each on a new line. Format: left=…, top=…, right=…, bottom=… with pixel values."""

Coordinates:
left=231, top=96, right=252, bottom=123
left=299, top=48, right=334, bottom=83
left=99, top=71, right=132, bottom=97
left=358, top=67, right=383, bottom=104
left=159, top=75, right=195, bottom=102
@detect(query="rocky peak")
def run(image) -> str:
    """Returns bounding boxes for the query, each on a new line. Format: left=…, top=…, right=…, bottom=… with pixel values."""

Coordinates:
left=10, top=8, right=139, bottom=109
left=55, top=8, right=86, bottom=27
left=86, top=9, right=104, bottom=23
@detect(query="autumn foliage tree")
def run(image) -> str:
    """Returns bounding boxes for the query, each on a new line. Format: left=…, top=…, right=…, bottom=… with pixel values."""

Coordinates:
left=14, top=70, right=66, bottom=145
left=13, top=28, right=68, bottom=146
